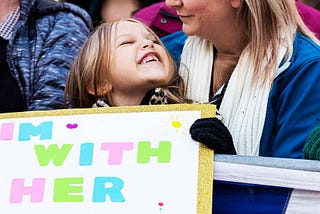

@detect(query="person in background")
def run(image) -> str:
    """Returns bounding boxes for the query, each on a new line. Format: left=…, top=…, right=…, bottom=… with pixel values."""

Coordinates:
left=296, top=0, right=320, bottom=39
left=132, top=1, right=182, bottom=38
left=0, top=0, right=92, bottom=113
left=299, top=0, right=320, bottom=10
left=303, top=123, right=320, bottom=160
left=63, top=0, right=163, bottom=27
left=164, top=0, right=320, bottom=159
left=64, top=18, right=192, bottom=107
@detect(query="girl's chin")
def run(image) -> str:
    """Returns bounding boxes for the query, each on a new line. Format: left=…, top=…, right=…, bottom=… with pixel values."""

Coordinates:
left=147, top=79, right=169, bottom=87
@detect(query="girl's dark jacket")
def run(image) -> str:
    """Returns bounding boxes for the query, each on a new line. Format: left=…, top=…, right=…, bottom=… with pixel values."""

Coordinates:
left=7, top=0, right=92, bottom=110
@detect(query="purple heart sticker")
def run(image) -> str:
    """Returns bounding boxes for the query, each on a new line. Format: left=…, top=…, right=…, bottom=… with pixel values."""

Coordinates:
left=66, top=123, right=78, bottom=129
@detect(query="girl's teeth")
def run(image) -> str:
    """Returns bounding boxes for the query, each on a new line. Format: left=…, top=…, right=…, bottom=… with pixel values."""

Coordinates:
left=142, top=55, right=159, bottom=64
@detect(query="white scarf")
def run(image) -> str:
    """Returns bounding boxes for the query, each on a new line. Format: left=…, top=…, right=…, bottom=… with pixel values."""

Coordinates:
left=180, top=36, right=213, bottom=103
left=180, top=36, right=290, bottom=155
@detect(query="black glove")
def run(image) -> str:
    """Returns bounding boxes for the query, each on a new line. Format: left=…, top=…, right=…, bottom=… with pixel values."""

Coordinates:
left=189, top=117, right=236, bottom=154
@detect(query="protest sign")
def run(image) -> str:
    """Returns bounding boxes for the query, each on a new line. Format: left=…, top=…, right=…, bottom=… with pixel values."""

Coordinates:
left=0, top=104, right=214, bottom=213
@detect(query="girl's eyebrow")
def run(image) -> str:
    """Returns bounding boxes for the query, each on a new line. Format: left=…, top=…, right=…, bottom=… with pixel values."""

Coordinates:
left=145, top=32, right=156, bottom=37
left=146, top=33, right=156, bottom=39
left=116, top=34, right=132, bottom=39
left=117, top=32, right=155, bottom=39
left=115, top=32, right=156, bottom=44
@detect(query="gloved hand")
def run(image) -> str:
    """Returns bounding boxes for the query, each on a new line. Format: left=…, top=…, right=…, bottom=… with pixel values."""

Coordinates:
left=189, top=117, right=236, bottom=154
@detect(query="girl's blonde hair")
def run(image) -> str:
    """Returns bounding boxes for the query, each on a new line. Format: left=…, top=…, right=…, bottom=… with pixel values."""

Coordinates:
left=239, top=0, right=319, bottom=85
left=65, top=18, right=191, bottom=107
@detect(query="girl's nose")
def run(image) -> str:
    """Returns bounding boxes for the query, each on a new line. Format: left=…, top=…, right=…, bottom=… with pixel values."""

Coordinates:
left=141, top=40, right=154, bottom=49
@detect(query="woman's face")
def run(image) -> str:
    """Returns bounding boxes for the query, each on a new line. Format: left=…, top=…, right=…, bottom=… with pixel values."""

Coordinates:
left=165, top=0, right=240, bottom=42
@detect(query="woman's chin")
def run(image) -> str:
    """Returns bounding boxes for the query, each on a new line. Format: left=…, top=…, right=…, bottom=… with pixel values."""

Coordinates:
left=182, top=25, right=198, bottom=36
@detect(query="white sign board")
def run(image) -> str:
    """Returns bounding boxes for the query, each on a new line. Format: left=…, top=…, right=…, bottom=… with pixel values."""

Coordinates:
left=0, top=104, right=214, bottom=213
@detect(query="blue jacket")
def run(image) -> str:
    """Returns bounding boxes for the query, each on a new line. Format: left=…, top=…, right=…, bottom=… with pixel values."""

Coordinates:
left=7, top=0, right=92, bottom=110
left=162, top=31, right=320, bottom=158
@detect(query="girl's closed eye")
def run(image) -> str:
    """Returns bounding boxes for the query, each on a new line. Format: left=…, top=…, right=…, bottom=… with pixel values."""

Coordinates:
left=118, top=40, right=135, bottom=46
left=152, top=39, right=160, bottom=45
left=147, top=36, right=160, bottom=45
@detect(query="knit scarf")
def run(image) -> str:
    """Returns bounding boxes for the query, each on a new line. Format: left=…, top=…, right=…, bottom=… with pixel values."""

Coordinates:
left=180, top=36, right=213, bottom=103
left=180, top=36, right=290, bottom=155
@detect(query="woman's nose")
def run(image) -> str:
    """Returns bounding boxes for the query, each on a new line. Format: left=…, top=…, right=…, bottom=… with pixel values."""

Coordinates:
left=165, top=0, right=182, bottom=8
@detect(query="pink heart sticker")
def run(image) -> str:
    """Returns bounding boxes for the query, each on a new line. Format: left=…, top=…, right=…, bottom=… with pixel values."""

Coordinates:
left=66, top=123, right=78, bottom=129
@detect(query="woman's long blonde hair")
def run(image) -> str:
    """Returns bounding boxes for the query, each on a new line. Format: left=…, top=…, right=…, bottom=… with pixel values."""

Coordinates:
left=65, top=18, right=191, bottom=108
left=239, top=0, right=319, bottom=85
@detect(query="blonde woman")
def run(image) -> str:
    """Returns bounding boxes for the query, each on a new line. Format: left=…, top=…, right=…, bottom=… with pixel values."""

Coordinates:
left=164, top=0, right=320, bottom=158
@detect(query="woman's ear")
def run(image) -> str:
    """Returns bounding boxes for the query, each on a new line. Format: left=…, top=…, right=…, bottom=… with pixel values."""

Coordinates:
left=230, top=0, right=241, bottom=8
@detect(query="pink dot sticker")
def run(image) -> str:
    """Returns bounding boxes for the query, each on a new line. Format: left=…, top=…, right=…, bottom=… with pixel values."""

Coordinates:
left=158, top=202, right=164, bottom=207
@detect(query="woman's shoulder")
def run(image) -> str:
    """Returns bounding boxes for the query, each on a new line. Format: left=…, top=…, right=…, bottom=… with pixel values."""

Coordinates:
left=292, top=33, right=320, bottom=62
left=161, top=30, right=188, bottom=44
left=273, top=33, right=320, bottom=91
left=161, top=30, right=188, bottom=62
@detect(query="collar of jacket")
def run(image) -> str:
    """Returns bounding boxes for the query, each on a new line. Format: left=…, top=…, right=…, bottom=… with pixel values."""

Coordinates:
left=92, top=88, right=168, bottom=107
left=19, top=0, right=35, bottom=25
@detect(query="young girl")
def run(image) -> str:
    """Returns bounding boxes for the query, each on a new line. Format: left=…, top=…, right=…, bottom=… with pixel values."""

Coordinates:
left=64, top=18, right=192, bottom=108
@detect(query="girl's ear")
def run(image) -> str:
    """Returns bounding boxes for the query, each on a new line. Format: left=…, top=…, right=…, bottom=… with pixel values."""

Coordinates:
left=87, top=83, right=112, bottom=96
left=230, top=0, right=241, bottom=8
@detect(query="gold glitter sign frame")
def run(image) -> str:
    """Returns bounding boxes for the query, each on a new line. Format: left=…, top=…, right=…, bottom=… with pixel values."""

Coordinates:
left=0, top=104, right=214, bottom=213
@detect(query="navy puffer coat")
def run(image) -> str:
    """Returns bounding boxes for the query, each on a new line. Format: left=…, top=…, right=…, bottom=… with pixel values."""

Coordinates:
left=7, top=0, right=92, bottom=110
